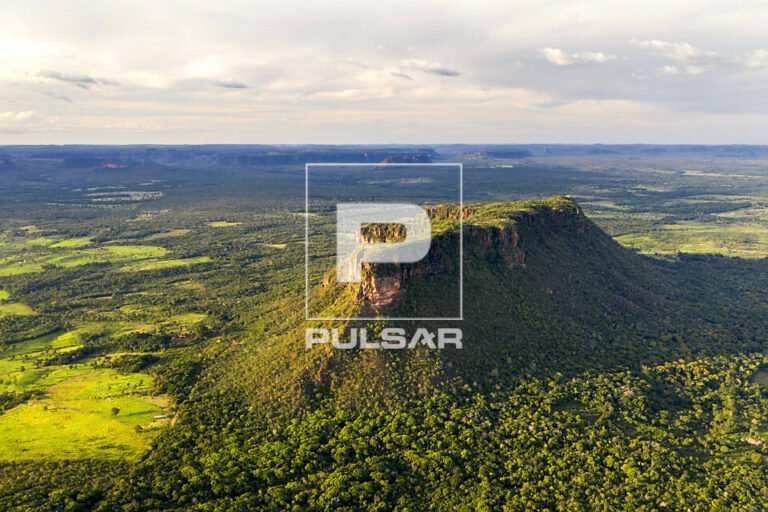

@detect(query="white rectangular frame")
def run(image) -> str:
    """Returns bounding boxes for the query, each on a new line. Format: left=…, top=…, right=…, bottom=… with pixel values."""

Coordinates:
left=305, top=162, right=463, bottom=321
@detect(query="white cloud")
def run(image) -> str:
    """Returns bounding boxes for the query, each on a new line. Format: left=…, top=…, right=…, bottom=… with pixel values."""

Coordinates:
left=541, top=48, right=615, bottom=66
left=659, top=65, right=679, bottom=76
left=654, top=65, right=704, bottom=77
left=541, top=48, right=571, bottom=66
left=685, top=65, right=706, bottom=76
left=741, top=49, right=768, bottom=68
left=631, top=39, right=718, bottom=65
left=0, top=111, right=41, bottom=122
left=0, top=111, right=50, bottom=133
left=632, top=39, right=721, bottom=75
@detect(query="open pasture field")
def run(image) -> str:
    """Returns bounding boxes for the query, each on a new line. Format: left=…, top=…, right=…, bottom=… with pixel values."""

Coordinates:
left=0, top=329, right=171, bottom=461
left=0, top=236, right=170, bottom=277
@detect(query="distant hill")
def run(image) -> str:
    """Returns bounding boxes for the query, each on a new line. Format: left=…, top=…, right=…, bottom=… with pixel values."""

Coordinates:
left=4, top=144, right=768, bottom=171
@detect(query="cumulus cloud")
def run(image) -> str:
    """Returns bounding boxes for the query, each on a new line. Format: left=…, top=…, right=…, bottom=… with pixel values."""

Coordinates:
left=631, top=39, right=719, bottom=65
left=0, top=111, right=49, bottom=133
left=658, top=65, right=679, bottom=76
left=632, top=40, right=720, bottom=75
left=741, top=49, right=768, bottom=68
left=39, top=70, right=118, bottom=89
left=541, top=48, right=615, bottom=66
left=655, top=64, right=703, bottom=76
left=400, top=59, right=460, bottom=77
left=0, top=111, right=41, bottom=122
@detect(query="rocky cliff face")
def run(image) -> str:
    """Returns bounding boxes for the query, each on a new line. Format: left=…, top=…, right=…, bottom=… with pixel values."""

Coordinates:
left=359, top=274, right=402, bottom=308
left=354, top=197, right=590, bottom=311
left=357, top=217, right=528, bottom=312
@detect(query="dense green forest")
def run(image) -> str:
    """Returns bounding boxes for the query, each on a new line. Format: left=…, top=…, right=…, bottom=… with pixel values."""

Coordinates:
left=2, top=147, right=768, bottom=510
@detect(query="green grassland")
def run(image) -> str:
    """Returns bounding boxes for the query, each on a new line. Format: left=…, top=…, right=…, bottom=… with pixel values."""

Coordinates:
left=580, top=192, right=768, bottom=258
left=114, top=305, right=208, bottom=335
left=0, top=330, right=171, bottom=461
left=26, top=237, right=57, bottom=247
left=716, top=205, right=768, bottom=221
left=0, top=371, right=169, bottom=461
left=173, top=280, right=205, bottom=291
left=166, top=313, right=207, bottom=326
left=0, top=243, right=170, bottom=277
left=0, top=331, right=90, bottom=394
left=207, top=221, right=241, bottom=227
left=0, top=229, right=218, bottom=280
left=50, top=237, right=94, bottom=248
left=145, top=229, right=192, bottom=240
left=0, top=290, right=9, bottom=301
left=0, top=302, right=35, bottom=317
left=424, top=196, right=581, bottom=235
left=616, top=220, right=768, bottom=257
left=120, top=256, right=211, bottom=272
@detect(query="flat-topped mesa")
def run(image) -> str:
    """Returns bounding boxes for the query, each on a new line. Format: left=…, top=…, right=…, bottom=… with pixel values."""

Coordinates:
left=425, top=205, right=473, bottom=221
left=357, top=195, right=586, bottom=310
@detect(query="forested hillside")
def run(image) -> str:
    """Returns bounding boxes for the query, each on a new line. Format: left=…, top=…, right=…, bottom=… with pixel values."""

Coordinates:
left=73, top=197, right=768, bottom=511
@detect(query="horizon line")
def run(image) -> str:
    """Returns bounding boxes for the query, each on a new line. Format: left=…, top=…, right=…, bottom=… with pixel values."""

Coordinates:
left=1, top=142, right=767, bottom=148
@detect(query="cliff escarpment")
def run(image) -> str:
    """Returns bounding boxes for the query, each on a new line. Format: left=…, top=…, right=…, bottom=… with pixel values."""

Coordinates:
left=357, top=196, right=587, bottom=311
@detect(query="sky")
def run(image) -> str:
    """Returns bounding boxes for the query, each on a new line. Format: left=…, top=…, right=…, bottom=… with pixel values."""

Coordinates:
left=1, top=0, right=767, bottom=144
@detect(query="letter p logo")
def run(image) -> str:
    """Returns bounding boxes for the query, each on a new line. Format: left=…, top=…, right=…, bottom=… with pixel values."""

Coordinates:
left=336, top=203, right=432, bottom=282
